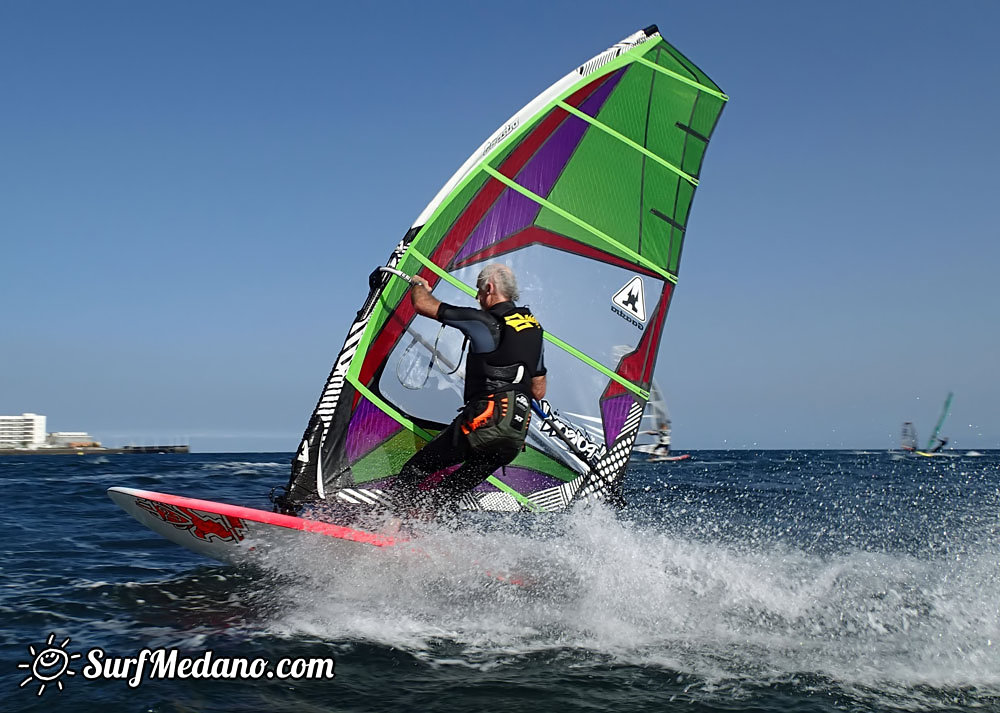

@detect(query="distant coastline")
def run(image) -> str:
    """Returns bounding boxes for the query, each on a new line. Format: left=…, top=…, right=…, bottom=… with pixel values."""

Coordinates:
left=0, top=444, right=190, bottom=456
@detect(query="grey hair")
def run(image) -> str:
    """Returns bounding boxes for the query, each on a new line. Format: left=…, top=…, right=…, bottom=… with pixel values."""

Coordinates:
left=477, top=263, right=519, bottom=301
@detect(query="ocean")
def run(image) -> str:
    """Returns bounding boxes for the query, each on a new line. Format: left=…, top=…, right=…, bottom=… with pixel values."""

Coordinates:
left=2, top=450, right=998, bottom=712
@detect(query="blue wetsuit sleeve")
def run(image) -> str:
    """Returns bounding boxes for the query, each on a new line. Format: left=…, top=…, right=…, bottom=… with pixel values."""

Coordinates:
left=435, top=303, right=501, bottom=353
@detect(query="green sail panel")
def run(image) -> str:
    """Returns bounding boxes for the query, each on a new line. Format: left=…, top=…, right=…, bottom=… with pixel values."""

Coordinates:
left=539, top=126, right=646, bottom=255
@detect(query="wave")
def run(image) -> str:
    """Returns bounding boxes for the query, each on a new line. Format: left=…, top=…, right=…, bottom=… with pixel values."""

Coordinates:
left=203, top=461, right=286, bottom=472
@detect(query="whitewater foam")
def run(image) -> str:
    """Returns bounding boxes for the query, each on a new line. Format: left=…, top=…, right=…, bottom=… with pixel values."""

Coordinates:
left=258, top=504, right=999, bottom=706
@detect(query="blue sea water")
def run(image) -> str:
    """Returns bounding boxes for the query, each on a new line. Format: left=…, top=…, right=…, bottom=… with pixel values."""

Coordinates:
left=1, top=450, right=998, bottom=712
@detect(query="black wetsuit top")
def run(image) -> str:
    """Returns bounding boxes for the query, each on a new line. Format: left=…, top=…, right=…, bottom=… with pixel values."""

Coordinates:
left=435, top=300, right=545, bottom=402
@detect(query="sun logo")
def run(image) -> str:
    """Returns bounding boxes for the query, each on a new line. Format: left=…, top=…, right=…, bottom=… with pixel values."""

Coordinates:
left=17, top=633, right=82, bottom=696
left=503, top=313, right=540, bottom=332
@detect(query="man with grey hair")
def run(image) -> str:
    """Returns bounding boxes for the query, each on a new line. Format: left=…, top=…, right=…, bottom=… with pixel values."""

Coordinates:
left=391, top=262, right=546, bottom=517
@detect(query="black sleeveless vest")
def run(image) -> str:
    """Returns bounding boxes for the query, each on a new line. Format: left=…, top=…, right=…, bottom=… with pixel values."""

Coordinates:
left=463, top=302, right=543, bottom=402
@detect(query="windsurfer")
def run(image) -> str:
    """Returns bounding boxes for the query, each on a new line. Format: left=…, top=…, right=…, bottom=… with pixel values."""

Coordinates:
left=929, top=436, right=949, bottom=453
left=642, top=421, right=672, bottom=456
left=391, top=263, right=546, bottom=518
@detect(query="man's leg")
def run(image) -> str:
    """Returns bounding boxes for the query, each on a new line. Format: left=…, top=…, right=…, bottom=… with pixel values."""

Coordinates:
left=433, top=444, right=521, bottom=506
left=392, top=421, right=468, bottom=513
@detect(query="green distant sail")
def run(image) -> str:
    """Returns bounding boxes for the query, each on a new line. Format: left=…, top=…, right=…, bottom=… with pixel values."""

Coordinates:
left=925, top=392, right=953, bottom=451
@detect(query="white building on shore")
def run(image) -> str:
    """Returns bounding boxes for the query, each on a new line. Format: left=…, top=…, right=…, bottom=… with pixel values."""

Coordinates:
left=0, top=413, right=47, bottom=448
left=47, top=431, right=100, bottom=447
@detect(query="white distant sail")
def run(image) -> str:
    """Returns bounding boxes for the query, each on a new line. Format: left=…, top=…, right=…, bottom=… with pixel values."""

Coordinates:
left=633, top=382, right=672, bottom=456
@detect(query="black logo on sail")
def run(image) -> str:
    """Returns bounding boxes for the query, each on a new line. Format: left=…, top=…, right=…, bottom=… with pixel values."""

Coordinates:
left=611, top=276, right=646, bottom=329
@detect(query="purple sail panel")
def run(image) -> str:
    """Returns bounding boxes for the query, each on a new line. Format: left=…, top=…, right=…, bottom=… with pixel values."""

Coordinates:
left=346, top=397, right=403, bottom=463
left=455, top=69, right=627, bottom=262
left=577, top=66, right=626, bottom=116
left=472, top=467, right=563, bottom=493
left=455, top=189, right=541, bottom=262
left=601, top=394, right=634, bottom=445
left=514, top=116, right=588, bottom=195
left=521, top=66, right=626, bottom=197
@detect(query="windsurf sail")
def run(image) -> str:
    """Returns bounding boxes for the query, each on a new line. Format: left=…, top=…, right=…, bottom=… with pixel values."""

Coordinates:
left=900, top=422, right=917, bottom=452
left=279, top=25, right=727, bottom=513
left=633, top=382, right=672, bottom=456
left=924, top=392, right=953, bottom=452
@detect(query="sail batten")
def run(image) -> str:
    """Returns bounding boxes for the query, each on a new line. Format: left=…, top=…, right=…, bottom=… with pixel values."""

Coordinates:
left=557, top=100, right=699, bottom=185
left=346, top=374, right=432, bottom=440
left=482, top=165, right=676, bottom=282
left=633, top=55, right=729, bottom=101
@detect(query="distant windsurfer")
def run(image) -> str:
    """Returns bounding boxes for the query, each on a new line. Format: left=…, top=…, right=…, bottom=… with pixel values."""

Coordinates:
left=642, top=421, right=672, bottom=458
left=391, top=263, right=546, bottom=518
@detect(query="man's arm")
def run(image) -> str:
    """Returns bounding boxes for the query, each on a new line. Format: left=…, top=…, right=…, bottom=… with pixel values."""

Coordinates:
left=410, top=275, right=441, bottom=318
left=532, top=375, right=546, bottom=400
left=532, top=340, right=547, bottom=400
left=412, top=277, right=502, bottom=352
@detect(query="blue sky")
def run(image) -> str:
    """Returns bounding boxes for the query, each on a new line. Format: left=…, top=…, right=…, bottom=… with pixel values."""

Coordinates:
left=2, top=1, right=998, bottom=451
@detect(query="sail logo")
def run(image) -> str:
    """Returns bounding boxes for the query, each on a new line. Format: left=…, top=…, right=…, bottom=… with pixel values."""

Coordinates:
left=611, top=276, right=646, bottom=329
left=536, top=399, right=607, bottom=464
left=481, top=119, right=519, bottom=159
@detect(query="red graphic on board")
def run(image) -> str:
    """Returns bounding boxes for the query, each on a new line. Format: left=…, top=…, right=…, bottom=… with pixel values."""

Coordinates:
left=135, top=498, right=248, bottom=543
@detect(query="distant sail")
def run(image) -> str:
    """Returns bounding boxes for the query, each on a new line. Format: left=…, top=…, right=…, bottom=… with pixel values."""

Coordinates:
left=925, top=392, right=953, bottom=452
left=900, top=392, right=953, bottom=455
left=280, top=26, right=727, bottom=513
left=633, top=382, right=672, bottom=456
left=647, top=383, right=671, bottom=431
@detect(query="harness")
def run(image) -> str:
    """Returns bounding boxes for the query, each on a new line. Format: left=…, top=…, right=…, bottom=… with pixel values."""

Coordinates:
left=459, top=304, right=540, bottom=451
left=461, top=390, right=532, bottom=451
